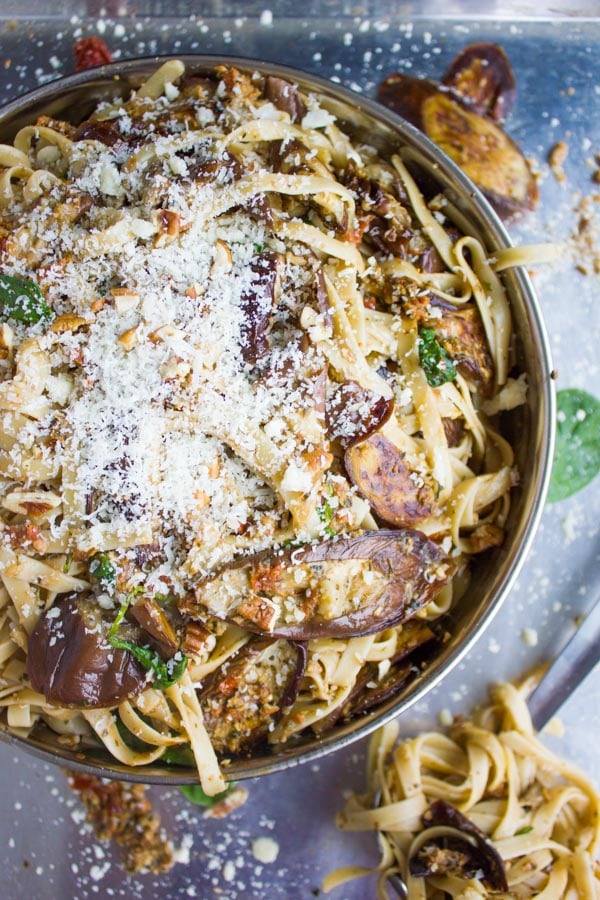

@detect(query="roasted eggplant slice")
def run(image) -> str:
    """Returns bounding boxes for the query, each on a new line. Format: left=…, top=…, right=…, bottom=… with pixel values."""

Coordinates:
left=27, top=594, right=147, bottom=708
left=327, top=380, right=394, bottom=449
left=186, top=530, right=453, bottom=640
left=442, top=42, right=516, bottom=123
left=442, top=416, right=466, bottom=448
left=239, top=251, right=282, bottom=364
left=199, top=637, right=306, bottom=756
left=345, top=433, right=435, bottom=527
left=377, top=72, right=538, bottom=219
left=263, top=75, right=307, bottom=123
left=410, top=799, right=509, bottom=892
left=129, top=596, right=179, bottom=657
left=426, top=299, right=494, bottom=394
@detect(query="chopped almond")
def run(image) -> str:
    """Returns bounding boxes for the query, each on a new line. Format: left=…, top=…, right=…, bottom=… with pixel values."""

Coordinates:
left=50, top=314, right=91, bottom=334
left=118, top=325, right=139, bottom=351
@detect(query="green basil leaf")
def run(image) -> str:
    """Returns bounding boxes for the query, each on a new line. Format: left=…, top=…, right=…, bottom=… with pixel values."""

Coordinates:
left=0, top=273, right=53, bottom=324
left=108, top=588, right=187, bottom=688
left=515, top=825, right=533, bottom=836
left=418, top=326, right=457, bottom=387
left=179, top=782, right=234, bottom=808
left=548, top=389, right=600, bottom=503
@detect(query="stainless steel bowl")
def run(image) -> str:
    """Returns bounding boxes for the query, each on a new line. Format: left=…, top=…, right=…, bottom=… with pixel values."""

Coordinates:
left=0, top=56, right=555, bottom=784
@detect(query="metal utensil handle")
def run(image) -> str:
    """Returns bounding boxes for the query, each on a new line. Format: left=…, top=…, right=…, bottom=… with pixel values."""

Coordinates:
left=528, top=600, right=600, bottom=732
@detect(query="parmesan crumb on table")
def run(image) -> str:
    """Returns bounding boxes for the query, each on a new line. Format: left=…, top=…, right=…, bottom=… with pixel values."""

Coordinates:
left=521, top=627, right=539, bottom=647
left=251, top=836, right=279, bottom=864
left=438, top=708, right=454, bottom=727
left=548, top=140, right=569, bottom=181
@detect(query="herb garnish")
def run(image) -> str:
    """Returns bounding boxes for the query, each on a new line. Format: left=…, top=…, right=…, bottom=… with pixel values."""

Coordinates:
left=316, top=499, right=336, bottom=538
left=418, top=326, right=457, bottom=387
left=0, top=273, right=53, bottom=324
left=108, top=587, right=188, bottom=689
left=548, top=389, right=600, bottom=502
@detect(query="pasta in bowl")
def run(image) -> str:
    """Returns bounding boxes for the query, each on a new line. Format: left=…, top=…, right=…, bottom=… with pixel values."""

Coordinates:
left=0, top=57, right=553, bottom=791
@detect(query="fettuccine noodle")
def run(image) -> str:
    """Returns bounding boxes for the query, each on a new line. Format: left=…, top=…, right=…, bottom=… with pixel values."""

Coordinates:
left=326, top=678, right=600, bottom=898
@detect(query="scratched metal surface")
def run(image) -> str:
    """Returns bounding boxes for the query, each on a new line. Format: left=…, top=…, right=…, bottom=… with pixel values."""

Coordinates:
left=0, top=7, right=598, bottom=899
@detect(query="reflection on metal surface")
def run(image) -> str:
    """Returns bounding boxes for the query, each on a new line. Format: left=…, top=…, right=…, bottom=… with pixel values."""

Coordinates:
left=528, top=598, right=600, bottom=731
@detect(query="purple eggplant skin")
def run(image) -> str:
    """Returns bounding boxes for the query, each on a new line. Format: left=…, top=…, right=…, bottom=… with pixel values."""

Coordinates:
left=239, top=251, right=282, bottom=364
left=312, top=620, right=438, bottom=733
left=74, top=119, right=127, bottom=150
left=326, top=380, right=395, bottom=449
left=189, top=530, right=453, bottom=641
left=442, top=42, right=516, bottom=123
left=263, top=75, right=307, bottom=123
left=27, top=594, right=147, bottom=708
left=410, top=799, right=509, bottom=892
left=199, top=638, right=306, bottom=757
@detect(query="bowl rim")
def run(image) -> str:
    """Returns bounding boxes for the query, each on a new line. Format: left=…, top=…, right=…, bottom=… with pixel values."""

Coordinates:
left=0, top=54, right=556, bottom=784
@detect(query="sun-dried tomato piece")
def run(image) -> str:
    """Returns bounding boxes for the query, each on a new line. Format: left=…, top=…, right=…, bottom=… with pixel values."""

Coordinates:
left=73, top=37, right=113, bottom=73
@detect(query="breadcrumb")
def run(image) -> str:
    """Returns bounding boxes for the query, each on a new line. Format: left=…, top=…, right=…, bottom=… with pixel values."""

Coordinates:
left=66, top=772, right=174, bottom=874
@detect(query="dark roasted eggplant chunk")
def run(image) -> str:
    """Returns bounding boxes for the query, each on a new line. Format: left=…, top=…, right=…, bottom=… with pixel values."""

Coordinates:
left=199, top=638, right=306, bottom=756
left=74, top=120, right=126, bottom=150
left=312, top=620, right=438, bottom=732
left=239, top=251, right=282, bottom=364
left=377, top=72, right=538, bottom=220
left=442, top=42, right=516, bottom=122
left=187, top=149, right=242, bottom=185
left=130, top=596, right=179, bottom=657
left=315, top=267, right=334, bottom=328
left=345, top=432, right=434, bottom=527
left=427, top=299, right=494, bottom=394
left=410, top=799, right=508, bottom=892
left=327, top=380, right=394, bottom=449
left=27, top=594, right=146, bottom=708
left=186, top=530, right=453, bottom=640
left=442, top=416, right=466, bottom=448
left=264, top=75, right=307, bottom=123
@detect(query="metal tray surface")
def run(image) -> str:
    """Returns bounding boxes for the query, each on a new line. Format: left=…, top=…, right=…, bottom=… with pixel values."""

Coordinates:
left=0, top=10, right=598, bottom=900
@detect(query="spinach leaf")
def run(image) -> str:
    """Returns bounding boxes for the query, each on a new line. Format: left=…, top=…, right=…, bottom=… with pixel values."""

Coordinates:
left=107, top=586, right=143, bottom=641
left=418, top=326, right=457, bottom=387
left=179, top=782, right=234, bottom=808
left=162, top=744, right=196, bottom=767
left=109, top=636, right=188, bottom=689
left=108, top=587, right=187, bottom=688
left=548, top=389, right=600, bottom=503
left=116, top=717, right=154, bottom=753
left=0, top=273, right=53, bottom=324
left=89, top=553, right=116, bottom=587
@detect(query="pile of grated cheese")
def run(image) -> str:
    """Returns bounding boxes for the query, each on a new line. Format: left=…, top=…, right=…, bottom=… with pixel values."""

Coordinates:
left=0, top=81, right=338, bottom=594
